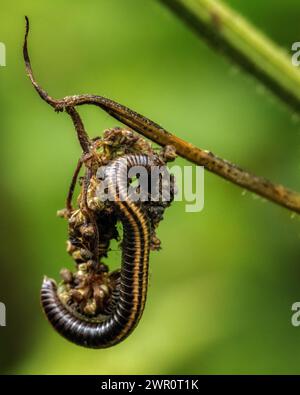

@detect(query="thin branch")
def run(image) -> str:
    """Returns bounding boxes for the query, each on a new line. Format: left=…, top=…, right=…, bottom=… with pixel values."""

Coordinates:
left=23, top=17, right=300, bottom=214
left=66, top=107, right=91, bottom=153
left=160, top=0, right=300, bottom=114
left=66, top=158, right=83, bottom=212
left=24, top=17, right=91, bottom=153
left=82, top=167, right=100, bottom=267
left=23, top=16, right=58, bottom=108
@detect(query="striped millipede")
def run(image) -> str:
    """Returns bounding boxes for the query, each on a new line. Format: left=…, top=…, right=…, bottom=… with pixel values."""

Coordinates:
left=41, top=154, right=152, bottom=348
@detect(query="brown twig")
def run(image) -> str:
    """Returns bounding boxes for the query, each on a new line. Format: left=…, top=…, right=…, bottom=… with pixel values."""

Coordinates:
left=66, top=158, right=83, bottom=212
left=23, top=17, right=300, bottom=214
left=66, top=107, right=91, bottom=154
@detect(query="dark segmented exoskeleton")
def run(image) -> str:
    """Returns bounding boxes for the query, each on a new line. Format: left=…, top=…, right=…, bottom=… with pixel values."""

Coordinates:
left=41, top=154, right=155, bottom=348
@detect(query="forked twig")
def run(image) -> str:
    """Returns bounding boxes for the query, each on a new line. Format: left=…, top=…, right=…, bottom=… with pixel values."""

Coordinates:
left=23, top=17, right=300, bottom=214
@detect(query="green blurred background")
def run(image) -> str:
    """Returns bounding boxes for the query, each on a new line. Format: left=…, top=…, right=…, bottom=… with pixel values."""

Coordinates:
left=1, top=0, right=300, bottom=374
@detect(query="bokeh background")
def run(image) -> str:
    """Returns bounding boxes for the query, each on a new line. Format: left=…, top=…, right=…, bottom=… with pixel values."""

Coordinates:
left=1, top=0, right=300, bottom=374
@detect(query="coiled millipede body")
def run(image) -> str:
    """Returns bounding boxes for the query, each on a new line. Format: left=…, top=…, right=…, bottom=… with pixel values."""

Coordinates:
left=41, top=154, right=153, bottom=348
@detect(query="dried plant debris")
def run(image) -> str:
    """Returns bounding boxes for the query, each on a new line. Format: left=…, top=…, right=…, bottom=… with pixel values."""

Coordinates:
left=57, top=128, right=176, bottom=318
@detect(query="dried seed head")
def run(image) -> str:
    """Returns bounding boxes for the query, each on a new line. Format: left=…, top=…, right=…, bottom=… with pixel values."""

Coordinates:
left=150, top=235, right=161, bottom=251
left=80, top=248, right=93, bottom=261
left=84, top=300, right=97, bottom=315
left=60, top=268, right=73, bottom=284
left=79, top=224, right=95, bottom=238
left=72, top=250, right=83, bottom=262
left=88, top=196, right=104, bottom=211
left=160, top=145, right=177, bottom=162
left=70, top=289, right=84, bottom=303
left=66, top=240, right=76, bottom=254
left=77, top=263, right=88, bottom=273
left=99, top=284, right=109, bottom=295
left=57, top=208, right=70, bottom=219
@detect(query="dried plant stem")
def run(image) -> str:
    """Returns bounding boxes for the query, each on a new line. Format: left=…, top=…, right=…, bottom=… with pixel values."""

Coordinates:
left=23, top=17, right=300, bottom=214
left=160, top=0, right=300, bottom=114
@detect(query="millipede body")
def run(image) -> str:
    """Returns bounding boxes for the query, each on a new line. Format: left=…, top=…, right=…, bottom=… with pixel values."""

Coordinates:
left=41, top=154, right=154, bottom=348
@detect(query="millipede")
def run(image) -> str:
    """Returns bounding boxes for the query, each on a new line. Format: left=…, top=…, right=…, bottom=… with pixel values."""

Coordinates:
left=41, top=155, right=153, bottom=348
